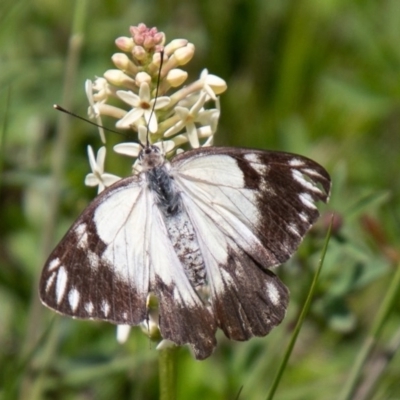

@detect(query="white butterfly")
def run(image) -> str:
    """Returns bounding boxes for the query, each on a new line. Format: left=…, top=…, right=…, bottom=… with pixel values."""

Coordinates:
left=40, top=145, right=330, bottom=359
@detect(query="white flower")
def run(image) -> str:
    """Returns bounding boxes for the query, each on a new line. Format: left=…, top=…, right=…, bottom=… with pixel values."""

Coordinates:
left=199, top=69, right=227, bottom=101
left=85, top=79, right=107, bottom=143
left=197, top=107, right=220, bottom=133
left=116, top=82, right=171, bottom=133
left=163, top=92, right=220, bottom=148
left=84, top=146, right=120, bottom=193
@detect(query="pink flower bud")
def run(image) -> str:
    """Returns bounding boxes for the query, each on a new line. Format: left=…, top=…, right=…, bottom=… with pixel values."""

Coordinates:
left=115, top=36, right=134, bottom=52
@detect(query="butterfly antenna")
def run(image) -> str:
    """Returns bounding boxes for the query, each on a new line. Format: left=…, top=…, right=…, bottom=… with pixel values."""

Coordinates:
left=53, top=104, right=133, bottom=139
left=146, top=50, right=164, bottom=147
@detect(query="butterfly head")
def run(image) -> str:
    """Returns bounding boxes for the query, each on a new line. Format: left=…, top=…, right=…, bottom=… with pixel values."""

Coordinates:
left=138, top=145, right=165, bottom=171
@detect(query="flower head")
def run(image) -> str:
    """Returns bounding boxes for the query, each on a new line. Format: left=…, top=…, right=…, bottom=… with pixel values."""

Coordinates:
left=85, top=24, right=226, bottom=154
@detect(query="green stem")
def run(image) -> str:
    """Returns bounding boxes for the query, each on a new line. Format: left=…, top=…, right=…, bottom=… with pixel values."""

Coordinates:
left=265, top=216, right=333, bottom=400
left=159, top=346, right=178, bottom=400
left=338, top=262, right=400, bottom=400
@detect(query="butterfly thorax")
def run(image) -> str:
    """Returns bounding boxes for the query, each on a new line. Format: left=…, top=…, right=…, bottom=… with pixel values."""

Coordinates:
left=146, top=164, right=181, bottom=216
left=143, top=150, right=207, bottom=289
left=138, top=145, right=165, bottom=171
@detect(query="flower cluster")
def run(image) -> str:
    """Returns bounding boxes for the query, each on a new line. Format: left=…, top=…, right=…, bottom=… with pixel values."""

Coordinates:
left=85, top=23, right=227, bottom=188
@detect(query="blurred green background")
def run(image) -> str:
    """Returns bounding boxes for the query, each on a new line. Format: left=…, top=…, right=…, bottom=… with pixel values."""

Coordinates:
left=1, top=0, right=400, bottom=399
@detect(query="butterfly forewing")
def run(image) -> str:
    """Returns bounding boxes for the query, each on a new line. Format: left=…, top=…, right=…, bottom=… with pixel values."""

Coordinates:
left=40, top=146, right=330, bottom=359
left=40, top=176, right=149, bottom=325
left=172, top=147, right=330, bottom=265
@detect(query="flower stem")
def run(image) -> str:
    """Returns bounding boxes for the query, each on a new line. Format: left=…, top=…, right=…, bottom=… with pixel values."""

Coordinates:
left=159, top=346, right=178, bottom=400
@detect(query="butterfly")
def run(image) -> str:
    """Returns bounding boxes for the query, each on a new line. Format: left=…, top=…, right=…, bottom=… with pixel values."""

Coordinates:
left=39, top=144, right=331, bottom=359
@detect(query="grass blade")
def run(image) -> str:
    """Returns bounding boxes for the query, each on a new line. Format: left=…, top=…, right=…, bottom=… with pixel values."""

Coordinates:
left=265, top=215, right=333, bottom=400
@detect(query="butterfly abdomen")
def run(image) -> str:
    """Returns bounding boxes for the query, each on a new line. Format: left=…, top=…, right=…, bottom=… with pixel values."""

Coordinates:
left=165, top=211, right=207, bottom=289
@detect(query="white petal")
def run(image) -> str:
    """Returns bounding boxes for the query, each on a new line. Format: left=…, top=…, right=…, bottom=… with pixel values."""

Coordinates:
left=144, top=110, right=158, bottom=133
left=116, top=108, right=144, bottom=128
left=95, top=114, right=106, bottom=144
left=200, top=69, right=209, bottom=80
left=116, top=90, right=140, bottom=107
left=96, top=147, right=106, bottom=171
left=203, top=85, right=217, bottom=101
left=97, top=182, right=105, bottom=194
left=87, top=146, right=98, bottom=173
left=138, top=82, right=151, bottom=102
left=101, top=173, right=121, bottom=187
left=85, top=79, right=94, bottom=105
left=84, top=173, right=99, bottom=187
left=163, top=120, right=185, bottom=138
left=138, top=125, right=148, bottom=145
left=152, top=96, right=171, bottom=110
left=191, top=92, right=207, bottom=114
left=114, top=142, right=142, bottom=157
left=185, top=122, right=200, bottom=148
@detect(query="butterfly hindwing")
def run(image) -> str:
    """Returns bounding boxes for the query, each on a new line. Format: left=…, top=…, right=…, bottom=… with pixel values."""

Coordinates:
left=178, top=192, right=290, bottom=339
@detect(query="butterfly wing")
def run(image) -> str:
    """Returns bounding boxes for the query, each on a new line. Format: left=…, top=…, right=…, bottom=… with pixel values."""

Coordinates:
left=39, top=175, right=150, bottom=325
left=171, top=147, right=330, bottom=339
left=40, top=173, right=216, bottom=359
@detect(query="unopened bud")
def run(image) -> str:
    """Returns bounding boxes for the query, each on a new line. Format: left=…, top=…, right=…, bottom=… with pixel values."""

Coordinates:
left=112, top=53, right=138, bottom=75
left=104, top=69, right=136, bottom=89
left=135, top=71, right=152, bottom=85
left=164, top=39, right=189, bottom=56
left=115, top=36, right=134, bottom=52
left=132, top=45, right=146, bottom=61
left=174, top=43, right=195, bottom=65
left=166, top=69, right=188, bottom=87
